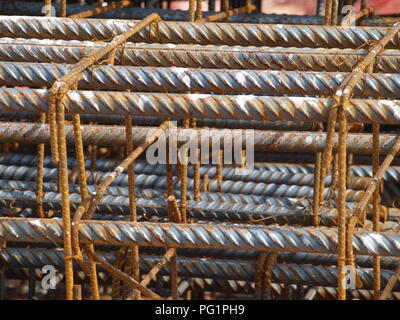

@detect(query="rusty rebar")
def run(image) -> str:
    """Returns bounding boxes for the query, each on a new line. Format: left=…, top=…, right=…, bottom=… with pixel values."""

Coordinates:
left=2, top=217, right=400, bottom=257
left=55, top=98, right=74, bottom=300
left=3, top=39, right=400, bottom=73
left=35, top=112, right=46, bottom=218
left=0, top=16, right=398, bottom=48
left=347, top=136, right=400, bottom=267
left=372, top=123, right=381, bottom=299
left=2, top=122, right=400, bottom=155
left=4, top=88, right=400, bottom=124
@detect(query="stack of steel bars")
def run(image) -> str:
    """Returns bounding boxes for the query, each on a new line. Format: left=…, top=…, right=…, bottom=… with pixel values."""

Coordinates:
left=0, top=0, right=400, bottom=300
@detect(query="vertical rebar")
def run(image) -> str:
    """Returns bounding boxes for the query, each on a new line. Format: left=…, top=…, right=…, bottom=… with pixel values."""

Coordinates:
left=188, top=0, right=196, bottom=21
left=166, top=138, right=174, bottom=200
left=324, top=0, right=333, bottom=25
left=36, top=112, right=46, bottom=218
left=222, top=0, right=229, bottom=11
left=196, top=0, right=202, bottom=20
left=332, top=152, right=339, bottom=192
left=56, top=98, right=74, bottom=300
left=123, top=115, right=140, bottom=299
left=337, top=107, right=347, bottom=300
left=180, top=118, right=190, bottom=223
left=372, top=123, right=381, bottom=299
left=191, top=118, right=201, bottom=201
left=167, top=196, right=181, bottom=300
left=216, top=149, right=223, bottom=192
left=73, top=285, right=82, bottom=300
left=331, top=0, right=339, bottom=25
left=312, top=151, right=322, bottom=227
left=72, top=114, right=89, bottom=200
left=202, top=173, right=209, bottom=192
left=71, top=83, right=100, bottom=301
left=60, top=0, right=66, bottom=17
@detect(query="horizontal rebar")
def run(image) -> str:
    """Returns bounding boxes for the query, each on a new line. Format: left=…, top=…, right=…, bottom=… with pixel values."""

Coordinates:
left=0, top=188, right=345, bottom=226
left=1, top=217, right=400, bottom=256
left=0, top=122, right=398, bottom=155
left=0, top=16, right=396, bottom=49
left=1, top=247, right=399, bottom=291
left=1, top=154, right=397, bottom=183
left=0, top=165, right=365, bottom=201
left=1, top=38, right=399, bottom=73
left=2, top=62, right=400, bottom=99
left=1, top=88, right=400, bottom=124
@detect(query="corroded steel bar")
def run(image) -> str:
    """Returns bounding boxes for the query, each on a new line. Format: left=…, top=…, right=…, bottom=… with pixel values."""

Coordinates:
left=1, top=247, right=399, bottom=291
left=3, top=62, right=400, bottom=99
left=0, top=16, right=396, bottom=49
left=0, top=175, right=360, bottom=208
left=2, top=38, right=400, bottom=73
left=1, top=217, right=400, bottom=256
left=3, top=246, right=400, bottom=276
left=135, top=247, right=400, bottom=270
left=1, top=154, right=398, bottom=184
left=0, top=188, right=347, bottom=226
left=0, top=166, right=365, bottom=201
left=0, top=113, right=315, bottom=131
left=4, top=268, right=399, bottom=299
left=0, top=122, right=399, bottom=155
left=1, top=88, right=400, bottom=124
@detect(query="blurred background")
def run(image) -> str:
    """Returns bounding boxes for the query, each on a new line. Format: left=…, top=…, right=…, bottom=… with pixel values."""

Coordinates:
left=168, top=0, right=400, bottom=14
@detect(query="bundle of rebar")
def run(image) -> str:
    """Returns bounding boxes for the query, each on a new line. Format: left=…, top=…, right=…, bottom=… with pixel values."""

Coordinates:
left=0, top=0, right=400, bottom=301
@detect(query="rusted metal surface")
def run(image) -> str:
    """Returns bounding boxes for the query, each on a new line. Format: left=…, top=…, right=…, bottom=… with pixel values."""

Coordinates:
left=3, top=62, right=400, bottom=98
left=1, top=217, right=400, bottom=257
left=1, top=3, right=399, bottom=301
left=2, top=88, right=400, bottom=123
left=0, top=16, right=397, bottom=49
left=1, top=122, right=400, bottom=154
left=4, top=38, right=400, bottom=73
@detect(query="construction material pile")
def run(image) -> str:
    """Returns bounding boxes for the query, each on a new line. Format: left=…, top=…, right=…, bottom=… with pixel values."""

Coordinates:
left=0, top=0, right=400, bottom=300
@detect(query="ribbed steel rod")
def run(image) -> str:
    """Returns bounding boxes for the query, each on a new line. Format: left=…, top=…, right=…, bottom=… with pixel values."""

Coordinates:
left=0, top=177, right=340, bottom=206
left=1, top=217, right=400, bottom=256
left=1, top=38, right=399, bottom=73
left=1, top=88, right=400, bottom=124
left=0, top=113, right=314, bottom=131
left=0, top=154, right=369, bottom=189
left=0, top=165, right=365, bottom=201
left=0, top=16, right=396, bottom=49
left=0, top=122, right=399, bottom=155
left=1, top=154, right=397, bottom=184
left=1, top=247, right=399, bottom=291
left=5, top=245, right=400, bottom=271
left=4, top=268, right=399, bottom=300
left=141, top=247, right=400, bottom=270
left=0, top=188, right=343, bottom=226
left=2, top=62, right=400, bottom=99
